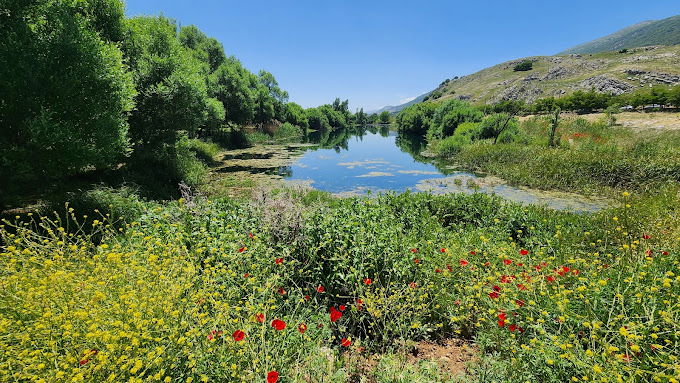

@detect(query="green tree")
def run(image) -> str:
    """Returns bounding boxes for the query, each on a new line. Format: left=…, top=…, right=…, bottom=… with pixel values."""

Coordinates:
left=284, top=103, right=309, bottom=129
left=179, top=25, right=226, bottom=73
left=208, top=58, right=256, bottom=125
left=0, top=0, right=135, bottom=183
left=306, top=108, right=331, bottom=131
left=378, top=111, right=391, bottom=124
left=395, top=102, right=437, bottom=135
left=478, top=113, right=519, bottom=144
left=429, top=99, right=483, bottom=139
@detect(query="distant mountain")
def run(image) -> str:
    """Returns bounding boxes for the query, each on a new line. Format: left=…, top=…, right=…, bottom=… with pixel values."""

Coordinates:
left=370, top=92, right=430, bottom=114
left=560, top=15, right=680, bottom=54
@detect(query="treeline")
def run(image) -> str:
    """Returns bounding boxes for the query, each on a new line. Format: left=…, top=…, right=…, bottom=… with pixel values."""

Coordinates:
left=528, top=85, right=680, bottom=114
left=0, top=0, right=385, bottom=191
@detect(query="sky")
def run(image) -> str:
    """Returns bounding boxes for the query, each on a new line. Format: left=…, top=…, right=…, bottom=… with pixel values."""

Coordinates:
left=125, top=0, right=679, bottom=112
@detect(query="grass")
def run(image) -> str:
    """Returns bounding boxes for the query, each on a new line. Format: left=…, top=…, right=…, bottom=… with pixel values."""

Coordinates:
left=1, top=186, right=678, bottom=382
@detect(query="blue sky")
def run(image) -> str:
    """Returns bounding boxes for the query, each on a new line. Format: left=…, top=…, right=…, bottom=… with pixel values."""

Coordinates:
left=125, top=1, right=679, bottom=111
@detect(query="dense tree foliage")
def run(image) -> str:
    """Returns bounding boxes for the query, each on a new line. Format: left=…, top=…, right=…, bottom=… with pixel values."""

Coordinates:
left=0, top=0, right=135, bottom=182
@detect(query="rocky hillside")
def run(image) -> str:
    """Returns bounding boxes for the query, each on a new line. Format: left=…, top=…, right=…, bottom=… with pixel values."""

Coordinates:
left=428, top=45, right=680, bottom=104
left=560, top=15, right=680, bottom=54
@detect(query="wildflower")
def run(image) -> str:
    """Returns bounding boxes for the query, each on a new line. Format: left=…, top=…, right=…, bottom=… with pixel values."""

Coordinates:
left=489, top=292, right=500, bottom=299
left=469, top=251, right=476, bottom=255
left=275, top=258, right=284, bottom=265
left=339, top=305, right=346, bottom=311
left=238, top=247, right=246, bottom=253
left=459, top=259, right=469, bottom=266
left=330, top=307, right=342, bottom=322
left=256, top=313, right=265, bottom=323
left=517, top=284, right=527, bottom=291
left=411, top=248, right=418, bottom=253
left=520, top=249, right=529, bottom=255
left=298, top=323, right=307, bottom=334
left=546, top=276, right=555, bottom=283
left=356, top=298, right=363, bottom=310
left=435, top=268, right=442, bottom=273
left=232, top=330, right=245, bottom=342
left=509, top=324, right=517, bottom=332
left=243, top=273, right=250, bottom=278
left=498, top=313, right=507, bottom=321
left=304, top=295, right=310, bottom=301
left=363, top=278, right=372, bottom=285
left=249, top=232, right=254, bottom=239
left=271, top=319, right=286, bottom=330
left=493, top=285, right=501, bottom=292
left=503, top=259, right=513, bottom=265
left=409, top=282, right=417, bottom=288
left=341, top=337, right=351, bottom=347
left=642, top=234, right=651, bottom=240
left=267, top=371, right=279, bottom=383
left=413, top=258, right=421, bottom=264
left=278, top=287, right=286, bottom=295
left=515, top=299, right=525, bottom=307
left=316, top=285, right=325, bottom=293
left=498, top=320, right=505, bottom=327
left=440, top=248, right=446, bottom=253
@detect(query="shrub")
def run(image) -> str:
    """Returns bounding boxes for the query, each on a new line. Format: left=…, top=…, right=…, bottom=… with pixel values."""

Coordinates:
left=273, top=122, right=304, bottom=140
left=513, top=60, right=533, bottom=71
left=431, top=134, right=471, bottom=157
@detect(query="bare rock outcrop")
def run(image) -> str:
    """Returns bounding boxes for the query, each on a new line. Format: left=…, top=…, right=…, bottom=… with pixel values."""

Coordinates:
left=576, top=75, right=634, bottom=95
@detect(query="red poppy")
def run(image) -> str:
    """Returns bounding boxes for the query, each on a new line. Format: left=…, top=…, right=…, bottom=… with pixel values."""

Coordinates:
left=459, top=259, right=469, bottom=266
left=79, top=359, right=89, bottom=366
left=484, top=261, right=491, bottom=267
left=341, top=337, right=351, bottom=347
left=330, top=307, right=342, bottom=322
left=275, top=258, right=284, bottom=265
left=363, top=278, right=372, bottom=285
left=316, top=285, right=325, bottom=293
left=435, top=268, right=442, bottom=273
left=500, top=275, right=512, bottom=284
left=413, top=258, right=421, bottom=264
left=243, top=273, right=250, bottom=278
left=298, top=323, right=307, bottom=334
left=509, top=324, right=517, bottom=332
left=446, top=264, right=453, bottom=272
left=642, top=234, right=651, bottom=240
left=249, top=232, right=254, bottom=239
left=572, top=269, right=580, bottom=276
left=409, top=282, right=417, bottom=288
left=519, top=249, right=528, bottom=255
left=232, top=330, right=245, bottom=341
left=492, top=285, right=501, bottom=292
left=256, top=313, right=265, bottom=323
left=498, top=313, right=507, bottom=321
left=278, top=287, right=286, bottom=295
left=356, top=298, right=363, bottom=310
left=517, top=283, right=527, bottom=290
left=440, top=248, right=446, bottom=253
left=339, top=305, right=346, bottom=312
left=498, top=320, right=505, bottom=327
left=489, top=292, right=500, bottom=299
left=304, top=295, right=310, bottom=301
left=545, top=275, right=555, bottom=283
left=503, top=259, right=513, bottom=265
left=515, top=299, right=526, bottom=307
left=238, top=247, right=246, bottom=253
left=661, top=251, right=669, bottom=256
left=207, top=330, right=223, bottom=340
left=411, top=248, right=418, bottom=253
left=267, top=371, right=279, bottom=383
left=454, top=299, right=461, bottom=305
left=469, top=251, right=476, bottom=255
left=645, top=249, right=653, bottom=256
left=271, top=319, right=286, bottom=331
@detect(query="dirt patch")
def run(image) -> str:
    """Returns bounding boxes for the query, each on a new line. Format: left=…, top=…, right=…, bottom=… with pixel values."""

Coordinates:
left=406, top=339, right=477, bottom=378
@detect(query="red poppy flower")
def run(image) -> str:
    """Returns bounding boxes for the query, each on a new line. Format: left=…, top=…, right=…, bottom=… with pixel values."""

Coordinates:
left=497, top=320, right=505, bottom=327
left=409, top=282, right=417, bottom=288
left=271, top=319, right=286, bottom=331
left=642, top=234, right=651, bottom=240
left=341, top=337, right=351, bottom=347
left=267, top=371, right=279, bottom=383
left=298, top=323, right=307, bottom=334
left=645, top=249, right=653, bottom=256
left=440, top=248, right=446, bottom=253
left=515, top=299, right=525, bottom=307
left=484, top=261, right=491, bottom=267
left=249, top=232, right=254, bottom=239
left=356, top=298, right=363, bottom=310
left=493, top=285, right=501, bottom=292
left=572, top=269, right=580, bottom=275
left=545, top=275, right=555, bottom=283
left=519, top=249, right=528, bottom=255
left=661, top=251, right=669, bottom=256
left=489, top=292, right=500, bottom=299
left=517, top=283, right=527, bottom=290
left=243, top=273, right=250, bottom=278
left=232, top=330, right=245, bottom=341
left=79, top=359, right=90, bottom=366
left=238, top=247, right=246, bottom=253
left=509, top=324, right=517, bottom=332
left=256, top=313, right=265, bottom=323
left=454, top=299, right=461, bottom=305
left=469, top=251, right=476, bottom=255
left=316, top=285, right=325, bottom=293
left=459, top=259, right=469, bottom=266
left=503, top=259, right=513, bottom=265
left=500, top=275, right=511, bottom=283
left=363, top=278, right=372, bottom=285
left=275, top=258, right=284, bottom=265
left=339, top=305, right=346, bottom=312
left=435, top=268, right=442, bottom=273
left=411, top=248, right=418, bottom=253
left=446, top=264, right=453, bottom=272
left=330, top=307, right=342, bottom=322
left=278, top=287, right=286, bottom=295
left=304, top=295, right=310, bottom=301
left=498, top=313, right=507, bottom=321
left=413, top=258, right=420, bottom=264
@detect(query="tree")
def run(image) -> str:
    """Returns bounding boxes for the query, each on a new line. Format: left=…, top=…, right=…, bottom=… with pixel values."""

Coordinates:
left=513, top=60, right=533, bottom=71
left=123, top=16, right=210, bottom=153
left=258, top=70, right=288, bottom=121
left=208, top=58, right=256, bottom=125
left=355, top=108, right=368, bottom=125
left=284, top=103, right=309, bottom=129
left=548, top=108, right=561, bottom=147
left=395, top=102, right=438, bottom=134
left=306, top=108, right=331, bottom=131
left=179, top=25, right=226, bottom=73
left=378, top=111, right=391, bottom=124
left=479, top=114, right=519, bottom=144
left=0, top=0, right=135, bottom=182
left=429, top=99, right=483, bottom=139
left=668, top=85, right=680, bottom=108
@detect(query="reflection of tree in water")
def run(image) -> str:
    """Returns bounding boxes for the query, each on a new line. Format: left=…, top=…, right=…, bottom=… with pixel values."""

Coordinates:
left=395, top=132, right=454, bottom=175
left=276, top=166, right=293, bottom=178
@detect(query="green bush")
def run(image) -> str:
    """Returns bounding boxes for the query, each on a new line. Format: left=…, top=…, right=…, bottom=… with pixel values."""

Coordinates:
left=513, top=60, right=533, bottom=71
left=62, top=186, right=146, bottom=227
left=431, top=134, right=472, bottom=157
left=184, top=138, right=221, bottom=164
left=274, top=122, right=304, bottom=140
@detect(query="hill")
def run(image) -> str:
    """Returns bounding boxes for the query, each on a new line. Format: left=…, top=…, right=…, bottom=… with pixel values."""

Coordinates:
left=427, top=45, right=680, bottom=104
left=370, top=91, right=430, bottom=114
left=560, top=15, right=680, bottom=54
